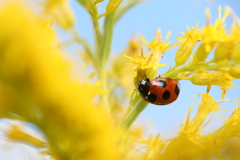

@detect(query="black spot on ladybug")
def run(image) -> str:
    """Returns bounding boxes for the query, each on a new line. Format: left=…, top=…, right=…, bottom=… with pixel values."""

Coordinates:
left=147, top=93, right=157, bottom=103
left=159, top=80, right=167, bottom=88
left=162, top=90, right=170, bottom=100
left=174, top=85, right=180, bottom=96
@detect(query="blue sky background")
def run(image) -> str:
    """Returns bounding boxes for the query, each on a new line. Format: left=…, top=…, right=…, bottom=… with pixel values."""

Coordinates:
left=0, top=0, right=240, bottom=159
left=69, top=0, right=240, bottom=139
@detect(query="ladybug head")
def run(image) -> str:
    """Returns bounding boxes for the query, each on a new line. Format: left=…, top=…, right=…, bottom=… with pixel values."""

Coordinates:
left=137, top=78, right=150, bottom=98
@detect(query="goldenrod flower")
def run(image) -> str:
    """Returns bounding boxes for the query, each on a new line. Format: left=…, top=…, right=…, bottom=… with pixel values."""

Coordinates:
left=193, top=7, right=227, bottom=62
left=229, top=66, right=240, bottom=78
left=179, top=93, right=224, bottom=138
left=175, top=24, right=201, bottom=67
left=189, top=71, right=234, bottom=98
left=212, top=23, right=240, bottom=63
left=125, top=54, right=167, bottom=85
left=139, top=93, right=229, bottom=160
left=125, top=29, right=172, bottom=85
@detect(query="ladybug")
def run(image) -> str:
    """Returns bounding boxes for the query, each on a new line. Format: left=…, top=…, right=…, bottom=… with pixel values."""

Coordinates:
left=137, top=77, right=180, bottom=105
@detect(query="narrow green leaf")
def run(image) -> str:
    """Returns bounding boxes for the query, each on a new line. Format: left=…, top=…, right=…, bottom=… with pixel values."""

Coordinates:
left=99, top=13, right=114, bottom=66
left=76, top=0, right=86, bottom=7
left=122, top=98, right=148, bottom=128
left=94, top=0, right=104, bottom=5
left=114, top=0, right=145, bottom=24
left=76, top=0, right=104, bottom=9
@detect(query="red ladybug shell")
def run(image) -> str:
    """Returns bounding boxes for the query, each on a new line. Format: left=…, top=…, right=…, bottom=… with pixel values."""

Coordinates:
left=138, top=77, right=180, bottom=105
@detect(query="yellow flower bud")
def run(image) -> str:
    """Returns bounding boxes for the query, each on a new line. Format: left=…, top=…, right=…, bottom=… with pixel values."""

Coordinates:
left=190, top=71, right=233, bottom=98
left=213, top=41, right=233, bottom=62
left=231, top=45, right=240, bottom=63
left=191, top=71, right=232, bottom=86
left=193, top=43, right=214, bottom=62
left=229, top=66, right=240, bottom=79
left=193, top=9, right=227, bottom=63
left=175, top=41, right=195, bottom=66
left=175, top=24, right=200, bottom=66
left=178, top=71, right=193, bottom=77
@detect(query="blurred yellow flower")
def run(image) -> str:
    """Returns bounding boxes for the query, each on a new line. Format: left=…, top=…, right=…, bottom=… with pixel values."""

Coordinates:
left=229, top=66, right=240, bottom=78
left=0, top=2, right=121, bottom=159
left=44, top=0, right=74, bottom=29
left=7, top=124, right=45, bottom=148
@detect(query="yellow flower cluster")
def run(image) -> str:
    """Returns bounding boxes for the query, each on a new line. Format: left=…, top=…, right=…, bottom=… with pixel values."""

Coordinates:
left=125, top=29, right=173, bottom=86
left=137, top=94, right=240, bottom=160
left=159, top=6, right=240, bottom=98
left=0, top=2, right=121, bottom=159
left=115, top=5, right=240, bottom=160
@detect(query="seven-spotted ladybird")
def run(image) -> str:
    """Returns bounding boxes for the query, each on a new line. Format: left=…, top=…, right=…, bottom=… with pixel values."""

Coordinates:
left=138, top=77, right=180, bottom=105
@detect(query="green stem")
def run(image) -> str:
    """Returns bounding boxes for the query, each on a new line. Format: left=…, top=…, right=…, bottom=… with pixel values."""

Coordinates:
left=123, top=90, right=141, bottom=118
left=96, top=13, right=114, bottom=113
left=89, top=3, right=101, bottom=57
left=98, top=65, right=110, bottom=113
left=162, top=60, right=237, bottom=79
left=114, top=0, right=144, bottom=25
left=122, top=98, right=148, bottom=128
left=99, top=13, right=115, bottom=66
left=161, top=62, right=206, bottom=79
